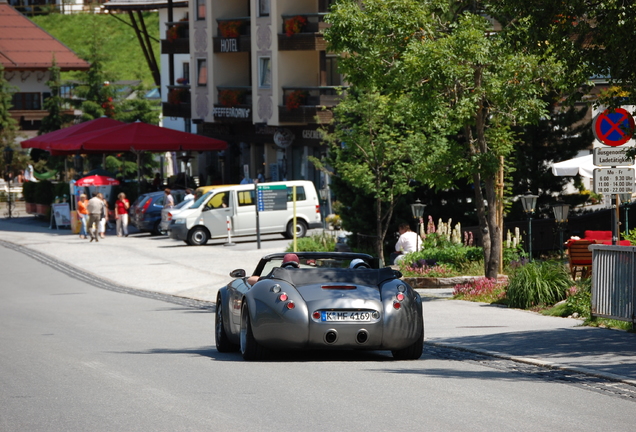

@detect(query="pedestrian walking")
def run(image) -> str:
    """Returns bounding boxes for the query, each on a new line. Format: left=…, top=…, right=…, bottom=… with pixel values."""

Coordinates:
left=163, top=188, right=174, bottom=209
left=77, top=193, right=89, bottom=239
left=87, top=192, right=105, bottom=242
left=97, top=193, right=109, bottom=239
left=115, top=192, right=130, bottom=237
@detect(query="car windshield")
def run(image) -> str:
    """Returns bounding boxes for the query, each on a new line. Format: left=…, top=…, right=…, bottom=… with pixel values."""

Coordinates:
left=174, top=199, right=193, bottom=210
left=190, top=192, right=211, bottom=209
left=259, top=256, right=362, bottom=276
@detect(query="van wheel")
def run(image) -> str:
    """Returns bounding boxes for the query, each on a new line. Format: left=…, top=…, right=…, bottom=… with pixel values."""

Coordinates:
left=284, top=220, right=307, bottom=239
left=188, top=227, right=209, bottom=246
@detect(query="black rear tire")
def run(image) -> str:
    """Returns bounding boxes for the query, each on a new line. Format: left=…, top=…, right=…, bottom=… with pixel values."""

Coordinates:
left=240, top=305, right=266, bottom=361
left=188, top=227, right=209, bottom=246
left=284, top=220, right=308, bottom=239
left=215, top=300, right=238, bottom=352
left=391, top=330, right=424, bottom=360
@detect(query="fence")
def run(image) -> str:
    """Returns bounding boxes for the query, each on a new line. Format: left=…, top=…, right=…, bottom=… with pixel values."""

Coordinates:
left=590, top=244, right=636, bottom=329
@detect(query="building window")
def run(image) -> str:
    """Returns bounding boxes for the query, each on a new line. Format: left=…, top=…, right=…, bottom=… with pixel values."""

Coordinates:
left=182, top=62, right=190, bottom=84
left=259, top=0, right=270, bottom=17
left=196, top=0, right=206, bottom=20
left=11, top=93, right=41, bottom=110
left=326, top=56, right=342, bottom=86
left=197, top=59, right=207, bottom=86
left=258, top=57, right=271, bottom=88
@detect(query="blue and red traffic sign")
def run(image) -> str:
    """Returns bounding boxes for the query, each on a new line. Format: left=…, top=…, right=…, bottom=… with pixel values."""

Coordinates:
left=593, top=108, right=635, bottom=147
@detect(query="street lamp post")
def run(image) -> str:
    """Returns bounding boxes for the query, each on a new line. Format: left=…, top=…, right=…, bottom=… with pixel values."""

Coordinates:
left=410, top=199, right=425, bottom=251
left=552, top=200, right=570, bottom=259
left=620, top=193, right=632, bottom=236
left=520, top=191, right=538, bottom=261
left=3, top=145, right=14, bottom=219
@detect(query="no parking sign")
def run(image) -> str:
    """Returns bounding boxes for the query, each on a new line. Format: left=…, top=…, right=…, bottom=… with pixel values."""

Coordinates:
left=593, top=108, right=635, bottom=147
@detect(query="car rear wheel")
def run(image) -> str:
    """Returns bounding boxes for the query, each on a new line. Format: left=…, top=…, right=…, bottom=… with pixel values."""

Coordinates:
left=240, top=305, right=266, bottom=361
left=215, top=300, right=238, bottom=352
left=391, top=329, right=424, bottom=360
left=284, top=220, right=307, bottom=239
left=187, top=227, right=209, bottom=246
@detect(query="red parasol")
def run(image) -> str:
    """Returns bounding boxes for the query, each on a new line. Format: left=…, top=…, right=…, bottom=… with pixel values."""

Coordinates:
left=45, top=121, right=227, bottom=153
left=75, top=175, right=120, bottom=186
left=21, top=117, right=124, bottom=152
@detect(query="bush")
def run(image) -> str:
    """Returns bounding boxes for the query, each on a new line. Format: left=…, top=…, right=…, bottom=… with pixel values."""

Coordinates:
left=34, top=181, right=55, bottom=205
left=506, top=261, right=571, bottom=309
left=403, top=237, right=483, bottom=271
left=23, top=181, right=36, bottom=202
left=287, top=232, right=336, bottom=252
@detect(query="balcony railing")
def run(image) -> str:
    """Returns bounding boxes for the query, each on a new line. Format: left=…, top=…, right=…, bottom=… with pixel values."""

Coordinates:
left=166, top=85, right=191, bottom=105
left=279, top=86, right=345, bottom=123
left=214, top=18, right=251, bottom=53
left=213, top=86, right=253, bottom=122
left=279, top=13, right=329, bottom=50
left=162, top=20, right=190, bottom=54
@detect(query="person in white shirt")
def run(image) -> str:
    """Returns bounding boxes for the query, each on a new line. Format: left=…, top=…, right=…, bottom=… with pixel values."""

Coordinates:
left=184, top=188, right=194, bottom=201
left=392, top=222, right=421, bottom=264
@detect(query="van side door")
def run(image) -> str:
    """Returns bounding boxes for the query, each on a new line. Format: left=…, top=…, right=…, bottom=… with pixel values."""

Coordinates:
left=200, top=189, right=233, bottom=238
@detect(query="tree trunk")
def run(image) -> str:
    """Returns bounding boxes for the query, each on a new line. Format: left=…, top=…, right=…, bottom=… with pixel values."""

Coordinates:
left=376, top=195, right=385, bottom=267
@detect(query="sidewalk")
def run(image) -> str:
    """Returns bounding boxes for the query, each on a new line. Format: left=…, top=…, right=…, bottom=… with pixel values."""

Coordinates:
left=1, top=214, right=635, bottom=385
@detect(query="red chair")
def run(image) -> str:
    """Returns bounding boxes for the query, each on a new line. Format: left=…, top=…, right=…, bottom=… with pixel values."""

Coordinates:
left=567, top=240, right=595, bottom=279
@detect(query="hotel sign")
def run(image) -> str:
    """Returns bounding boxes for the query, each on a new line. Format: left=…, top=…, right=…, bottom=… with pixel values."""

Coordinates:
left=213, top=107, right=251, bottom=119
left=220, top=38, right=238, bottom=53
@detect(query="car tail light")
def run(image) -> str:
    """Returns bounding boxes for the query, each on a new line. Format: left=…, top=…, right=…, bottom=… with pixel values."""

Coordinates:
left=393, top=302, right=401, bottom=310
left=396, top=293, right=405, bottom=301
left=315, top=204, right=320, bottom=214
left=278, top=293, right=288, bottom=302
left=312, top=311, right=321, bottom=320
left=142, top=199, right=152, bottom=213
left=286, top=301, right=295, bottom=310
left=167, top=212, right=173, bottom=221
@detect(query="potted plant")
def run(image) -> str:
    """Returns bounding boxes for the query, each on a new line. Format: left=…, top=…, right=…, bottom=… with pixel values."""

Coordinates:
left=34, top=180, right=54, bottom=216
left=286, top=90, right=308, bottom=110
left=284, top=16, right=307, bottom=37
left=23, top=181, right=37, bottom=214
left=219, top=89, right=244, bottom=107
left=219, top=20, right=242, bottom=38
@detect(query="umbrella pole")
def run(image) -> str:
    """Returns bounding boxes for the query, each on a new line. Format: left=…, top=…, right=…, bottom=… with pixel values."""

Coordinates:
left=137, top=151, right=141, bottom=196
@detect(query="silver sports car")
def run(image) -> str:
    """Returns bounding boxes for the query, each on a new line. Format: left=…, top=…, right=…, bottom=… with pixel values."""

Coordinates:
left=215, top=252, right=424, bottom=360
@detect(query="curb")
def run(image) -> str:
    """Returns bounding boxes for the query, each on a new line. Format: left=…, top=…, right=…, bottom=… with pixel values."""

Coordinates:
left=426, top=341, right=636, bottom=387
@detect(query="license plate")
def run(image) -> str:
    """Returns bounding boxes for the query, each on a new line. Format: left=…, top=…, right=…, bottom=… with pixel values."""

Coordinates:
left=321, top=311, right=371, bottom=322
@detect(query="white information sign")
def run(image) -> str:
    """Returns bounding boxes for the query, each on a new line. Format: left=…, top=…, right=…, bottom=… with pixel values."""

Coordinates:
left=593, top=147, right=634, bottom=166
left=593, top=168, right=636, bottom=194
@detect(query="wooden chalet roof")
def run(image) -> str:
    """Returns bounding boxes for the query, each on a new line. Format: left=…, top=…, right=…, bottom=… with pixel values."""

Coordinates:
left=0, top=0, right=90, bottom=72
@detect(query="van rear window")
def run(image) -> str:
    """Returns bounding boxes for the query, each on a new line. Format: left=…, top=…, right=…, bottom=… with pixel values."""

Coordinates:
left=286, top=186, right=306, bottom=201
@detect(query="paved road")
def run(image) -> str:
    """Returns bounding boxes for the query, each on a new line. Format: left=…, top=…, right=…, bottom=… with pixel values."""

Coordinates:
left=2, top=244, right=635, bottom=432
left=1, top=215, right=635, bottom=387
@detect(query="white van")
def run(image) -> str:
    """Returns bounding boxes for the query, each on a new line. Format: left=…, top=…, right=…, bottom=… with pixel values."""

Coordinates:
left=168, top=180, right=322, bottom=245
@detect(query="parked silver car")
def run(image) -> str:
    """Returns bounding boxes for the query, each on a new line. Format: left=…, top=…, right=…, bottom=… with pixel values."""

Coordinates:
left=159, top=198, right=195, bottom=234
left=215, top=252, right=424, bottom=361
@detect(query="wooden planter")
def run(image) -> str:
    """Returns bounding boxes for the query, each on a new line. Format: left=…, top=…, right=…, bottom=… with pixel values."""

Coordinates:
left=25, top=202, right=37, bottom=214
left=35, top=203, right=50, bottom=216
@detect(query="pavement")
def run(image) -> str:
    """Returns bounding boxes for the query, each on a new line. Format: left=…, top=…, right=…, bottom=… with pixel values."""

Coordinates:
left=1, top=209, right=635, bottom=386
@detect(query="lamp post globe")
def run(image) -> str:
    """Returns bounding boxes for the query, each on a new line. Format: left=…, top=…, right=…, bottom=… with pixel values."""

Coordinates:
left=520, top=191, right=538, bottom=261
left=410, top=199, right=425, bottom=251
left=552, top=200, right=570, bottom=258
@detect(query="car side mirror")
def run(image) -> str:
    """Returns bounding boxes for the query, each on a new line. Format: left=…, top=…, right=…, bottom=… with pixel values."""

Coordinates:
left=230, top=269, right=246, bottom=278
left=392, top=269, right=403, bottom=279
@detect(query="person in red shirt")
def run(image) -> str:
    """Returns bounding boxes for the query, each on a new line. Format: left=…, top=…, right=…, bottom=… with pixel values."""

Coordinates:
left=77, top=194, right=89, bottom=239
left=115, top=192, right=130, bottom=237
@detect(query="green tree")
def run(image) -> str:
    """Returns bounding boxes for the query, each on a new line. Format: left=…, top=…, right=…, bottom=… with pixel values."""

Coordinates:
left=0, top=64, right=20, bottom=175
left=492, top=0, right=636, bottom=104
left=326, top=0, right=567, bottom=278
left=39, top=58, right=73, bottom=135
left=317, top=90, right=427, bottom=265
left=114, top=83, right=160, bottom=125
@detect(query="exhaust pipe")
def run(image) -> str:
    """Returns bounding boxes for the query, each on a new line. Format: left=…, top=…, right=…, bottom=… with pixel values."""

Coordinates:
left=356, top=330, right=369, bottom=344
left=325, top=330, right=338, bottom=344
